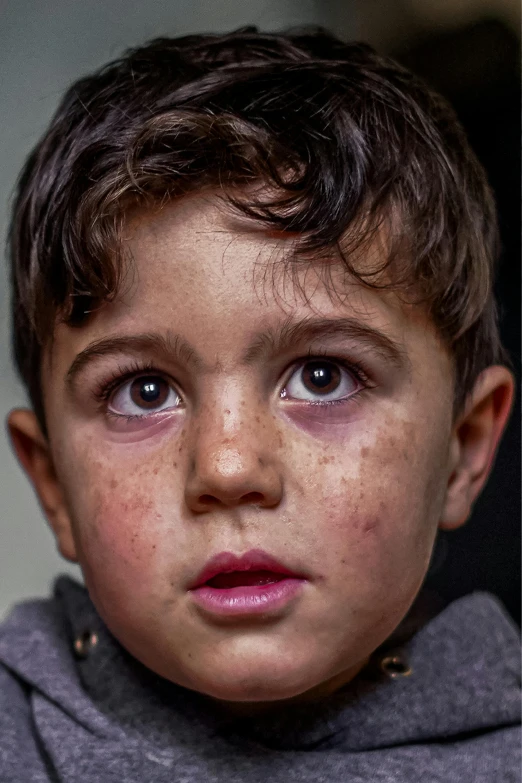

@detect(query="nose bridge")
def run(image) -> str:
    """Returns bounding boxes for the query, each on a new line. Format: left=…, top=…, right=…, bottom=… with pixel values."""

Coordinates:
left=185, top=379, right=282, bottom=510
left=199, top=377, right=257, bottom=444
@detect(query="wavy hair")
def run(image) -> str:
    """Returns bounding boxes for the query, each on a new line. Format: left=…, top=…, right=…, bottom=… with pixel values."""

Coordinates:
left=9, top=27, right=507, bottom=427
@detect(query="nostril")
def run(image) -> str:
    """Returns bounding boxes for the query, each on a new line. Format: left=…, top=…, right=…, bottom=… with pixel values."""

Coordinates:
left=239, top=492, right=264, bottom=505
left=199, top=494, right=220, bottom=506
left=198, top=492, right=264, bottom=507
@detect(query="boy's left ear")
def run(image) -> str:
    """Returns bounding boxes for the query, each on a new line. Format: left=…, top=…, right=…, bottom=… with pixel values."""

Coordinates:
left=440, top=365, right=514, bottom=530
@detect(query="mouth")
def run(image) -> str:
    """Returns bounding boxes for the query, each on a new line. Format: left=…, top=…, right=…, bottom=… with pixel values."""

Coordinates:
left=204, top=570, right=289, bottom=589
left=188, top=549, right=307, bottom=617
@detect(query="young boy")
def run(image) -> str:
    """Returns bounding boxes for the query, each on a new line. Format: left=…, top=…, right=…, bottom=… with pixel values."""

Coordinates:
left=1, top=28, right=520, bottom=783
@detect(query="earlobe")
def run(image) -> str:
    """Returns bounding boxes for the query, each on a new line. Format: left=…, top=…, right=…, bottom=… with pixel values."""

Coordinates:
left=439, top=365, right=514, bottom=531
left=7, top=409, right=78, bottom=562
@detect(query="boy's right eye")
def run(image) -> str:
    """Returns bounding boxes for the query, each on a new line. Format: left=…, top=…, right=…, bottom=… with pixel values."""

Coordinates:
left=108, top=375, right=182, bottom=416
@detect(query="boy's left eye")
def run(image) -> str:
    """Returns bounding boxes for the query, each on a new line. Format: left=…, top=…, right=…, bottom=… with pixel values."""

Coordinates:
left=108, top=375, right=181, bottom=416
left=283, top=360, right=359, bottom=402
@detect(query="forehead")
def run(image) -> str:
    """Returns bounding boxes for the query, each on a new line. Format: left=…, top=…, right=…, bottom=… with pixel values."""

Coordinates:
left=51, top=194, right=450, bottom=376
left=119, top=196, right=421, bottom=330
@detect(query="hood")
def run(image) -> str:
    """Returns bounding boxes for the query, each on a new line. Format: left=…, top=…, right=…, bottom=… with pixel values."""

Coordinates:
left=0, top=576, right=520, bottom=752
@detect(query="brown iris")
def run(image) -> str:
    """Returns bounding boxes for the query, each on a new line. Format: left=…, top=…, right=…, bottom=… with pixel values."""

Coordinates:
left=129, top=376, right=170, bottom=409
left=302, top=361, right=341, bottom=395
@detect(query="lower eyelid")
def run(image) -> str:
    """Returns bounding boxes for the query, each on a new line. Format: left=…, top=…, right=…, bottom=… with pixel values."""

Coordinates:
left=109, top=400, right=182, bottom=418
left=278, top=394, right=365, bottom=430
left=105, top=407, right=177, bottom=421
left=307, top=397, right=351, bottom=405
left=281, top=393, right=358, bottom=407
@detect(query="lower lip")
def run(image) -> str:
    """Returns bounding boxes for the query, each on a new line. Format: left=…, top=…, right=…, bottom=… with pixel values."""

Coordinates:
left=189, top=578, right=306, bottom=617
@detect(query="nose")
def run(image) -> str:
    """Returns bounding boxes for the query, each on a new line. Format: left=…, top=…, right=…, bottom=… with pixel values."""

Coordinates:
left=184, top=397, right=283, bottom=513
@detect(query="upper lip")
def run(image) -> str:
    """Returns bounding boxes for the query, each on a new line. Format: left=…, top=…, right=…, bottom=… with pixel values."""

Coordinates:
left=188, top=548, right=304, bottom=589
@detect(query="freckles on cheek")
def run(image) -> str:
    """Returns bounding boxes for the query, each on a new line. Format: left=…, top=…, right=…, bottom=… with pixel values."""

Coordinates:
left=77, top=485, right=163, bottom=591
left=324, top=485, right=384, bottom=546
left=318, top=489, right=421, bottom=617
left=314, top=432, right=424, bottom=554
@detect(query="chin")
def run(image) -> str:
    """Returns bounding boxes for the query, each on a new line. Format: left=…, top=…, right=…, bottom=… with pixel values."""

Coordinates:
left=185, top=656, right=328, bottom=704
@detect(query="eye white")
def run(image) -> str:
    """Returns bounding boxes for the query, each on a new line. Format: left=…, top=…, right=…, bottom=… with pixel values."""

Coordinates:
left=109, top=376, right=181, bottom=416
left=283, top=361, right=358, bottom=402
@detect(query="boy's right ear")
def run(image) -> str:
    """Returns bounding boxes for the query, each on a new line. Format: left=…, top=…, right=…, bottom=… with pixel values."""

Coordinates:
left=7, top=409, right=78, bottom=563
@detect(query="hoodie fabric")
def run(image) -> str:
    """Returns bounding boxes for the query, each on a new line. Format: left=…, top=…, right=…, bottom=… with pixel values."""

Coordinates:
left=0, top=576, right=520, bottom=783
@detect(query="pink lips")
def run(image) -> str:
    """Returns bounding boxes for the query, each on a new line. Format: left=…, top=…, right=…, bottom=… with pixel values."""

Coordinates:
left=188, top=548, right=307, bottom=617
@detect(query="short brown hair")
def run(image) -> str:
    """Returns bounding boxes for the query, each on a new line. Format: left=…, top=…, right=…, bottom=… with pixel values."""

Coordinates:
left=9, top=27, right=507, bottom=428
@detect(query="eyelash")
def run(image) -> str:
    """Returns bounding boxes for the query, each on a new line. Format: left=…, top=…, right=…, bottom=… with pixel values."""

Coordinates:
left=92, top=360, right=164, bottom=422
left=92, top=353, right=373, bottom=421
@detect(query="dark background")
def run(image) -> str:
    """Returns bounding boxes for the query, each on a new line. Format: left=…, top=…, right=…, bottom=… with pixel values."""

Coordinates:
left=394, top=19, right=521, bottom=625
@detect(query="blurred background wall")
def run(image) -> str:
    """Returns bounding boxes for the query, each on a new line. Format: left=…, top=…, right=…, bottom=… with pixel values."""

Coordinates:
left=0, top=0, right=519, bottom=621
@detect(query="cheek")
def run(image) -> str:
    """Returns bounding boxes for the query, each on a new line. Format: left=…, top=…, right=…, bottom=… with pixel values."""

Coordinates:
left=57, top=441, right=181, bottom=597
left=75, top=485, right=163, bottom=607
left=91, top=489, right=157, bottom=560
left=300, top=421, right=445, bottom=585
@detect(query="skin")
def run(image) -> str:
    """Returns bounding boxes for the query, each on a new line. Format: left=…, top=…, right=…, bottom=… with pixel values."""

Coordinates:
left=8, top=195, right=513, bottom=715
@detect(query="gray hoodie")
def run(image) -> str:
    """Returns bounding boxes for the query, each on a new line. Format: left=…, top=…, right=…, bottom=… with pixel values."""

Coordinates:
left=0, top=577, right=520, bottom=782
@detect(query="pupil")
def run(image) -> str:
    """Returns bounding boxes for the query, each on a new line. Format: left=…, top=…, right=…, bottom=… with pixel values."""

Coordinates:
left=130, top=376, right=168, bottom=409
left=141, top=380, right=160, bottom=402
left=310, top=366, right=331, bottom=388
left=304, top=362, right=340, bottom=393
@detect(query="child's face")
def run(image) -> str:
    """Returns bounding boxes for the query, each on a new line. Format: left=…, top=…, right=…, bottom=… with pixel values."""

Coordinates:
left=40, top=196, right=459, bottom=706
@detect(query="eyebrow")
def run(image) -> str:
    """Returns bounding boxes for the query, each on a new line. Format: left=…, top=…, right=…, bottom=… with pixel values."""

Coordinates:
left=65, top=317, right=409, bottom=391
left=243, top=316, right=410, bottom=370
left=65, top=332, right=203, bottom=392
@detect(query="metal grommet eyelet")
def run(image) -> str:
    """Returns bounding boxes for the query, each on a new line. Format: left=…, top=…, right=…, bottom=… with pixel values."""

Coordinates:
left=379, top=654, right=412, bottom=678
left=73, top=630, right=98, bottom=659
